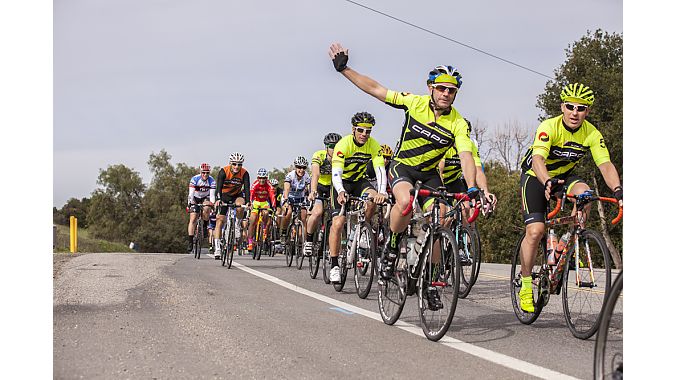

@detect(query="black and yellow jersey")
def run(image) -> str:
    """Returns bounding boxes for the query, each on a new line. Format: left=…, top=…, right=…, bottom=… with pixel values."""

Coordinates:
left=311, top=149, right=332, bottom=186
left=332, top=135, right=384, bottom=181
left=385, top=90, right=472, bottom=171
left=441, top=139, right=482, bottom=184
left=520, top=115, right=610, bottom=179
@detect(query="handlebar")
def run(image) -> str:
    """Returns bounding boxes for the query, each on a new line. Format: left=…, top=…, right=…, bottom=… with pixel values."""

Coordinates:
left=547, top=192, right=623, bottom=225
left=401, top=184, right=480, bottom=223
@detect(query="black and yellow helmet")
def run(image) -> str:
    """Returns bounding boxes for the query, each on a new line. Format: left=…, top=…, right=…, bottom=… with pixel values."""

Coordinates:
left=560, top=83, right=594, bottom=106
left=351, top=111, right=376, bottom=127
left=380, top=144, right=393, bottom=158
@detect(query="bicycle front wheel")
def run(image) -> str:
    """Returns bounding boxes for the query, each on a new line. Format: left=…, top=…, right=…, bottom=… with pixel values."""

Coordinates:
left=377, top=254, right=407, bottom=325
left=308, top=228, right=321, bottom=279
left=593, top=271, right=623, bottom=380
left=510, top=233, right=546, bottom=325
left=284, top=224, right=294, bottom=267
left=354, top=223, right=376, bottom=299
left=418, top=227, right=460, bottom=341
left=562, top=229, right=612, bottom=339
left=321, top=220, right=332, bottom=284
left=457, top=225, right=480, bottom=299
left=333, top=226, right=348, bottom=292
left=295, top=221, right=306, bottom=270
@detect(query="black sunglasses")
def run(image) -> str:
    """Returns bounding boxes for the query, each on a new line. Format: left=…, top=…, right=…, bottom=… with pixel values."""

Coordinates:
left=354, top=127, right=372, bottom=135
left=231, top=163, right=242, bottom=167
left=326, top=144, right=336, bottom=149
left=201, top=171, right=209, bottom=174
left=296, top=166, right=307, bottom=170
left=564, top=103, right=588, bottom=112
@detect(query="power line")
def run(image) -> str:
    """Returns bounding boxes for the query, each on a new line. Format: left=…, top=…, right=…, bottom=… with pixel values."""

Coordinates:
left=343, top=0, right=554, bottom=80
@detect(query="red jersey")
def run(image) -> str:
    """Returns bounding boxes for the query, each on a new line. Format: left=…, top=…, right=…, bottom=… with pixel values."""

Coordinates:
left=250, top=179, right=276, bottom=208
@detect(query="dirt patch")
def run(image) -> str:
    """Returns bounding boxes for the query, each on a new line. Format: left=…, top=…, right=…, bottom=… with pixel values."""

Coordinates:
left=53, top=252, right=90, bottom=280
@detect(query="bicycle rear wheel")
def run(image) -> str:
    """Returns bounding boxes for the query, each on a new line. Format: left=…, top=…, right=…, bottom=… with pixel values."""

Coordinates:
left=295, top=221, right=306, bottom=270
left=354, top=223, right=376, bottom=299
left=593, top=270, right=623, bottom=380
left=308, top=227, right=321, bottom=279
left=333, top=226, right=348, bottom=292
left=285, top=224, right=294, bottom=267
left=321, top=220, right=332, bottom=284
left=562, top=229, right=611, bottom=339
left=457, top=225, right=479, bottom=299
left=471, top=227, right=482, bottom=287
left=418, top=227, right=460, bottom=341
left=223, top=222, right=235, bottom=268
left=377, top=254, right=407, bottom=325
left=510, top=233, right=546, bottom=324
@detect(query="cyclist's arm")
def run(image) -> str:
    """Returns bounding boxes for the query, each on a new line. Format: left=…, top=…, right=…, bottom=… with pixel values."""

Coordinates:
left=340, top=67, right=388, bottom=103
left=531, top=154, right=551, bottom=185
left=283, top=181, right=290, bottom=200
left=215, top=169, right=225, bottom=202
left=188, top=182, right=195, bottom=204
left=459, top=151, right=477, bottom=188
left=438, top=159, right=446, bottom=183
left=598, top=161, right=622, bottom=194
left=331, top=166, right=346, bottom=195
left=310, top=163, right=320, bottom=195
left=476, top=164, right=489, bottom=193
left=242, top=171, right=251, bottom=204
left=267, top=185, right=277, bottom=209
left=209, top=178, right=216, bottom=204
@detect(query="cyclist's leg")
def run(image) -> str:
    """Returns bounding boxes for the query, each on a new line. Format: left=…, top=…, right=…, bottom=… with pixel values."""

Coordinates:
left=248, top=209, right=259, bottom=244
left=280, top=204, right=292, bottom=235
left=188, top=211, right=198, bottom=246
left=234, top=197, right=246, bottom=240
left=214, top=209, right=226, bottom=254
left=519, top=173, right=548, bottom=312
left=566, top=176, right=590, bottom=224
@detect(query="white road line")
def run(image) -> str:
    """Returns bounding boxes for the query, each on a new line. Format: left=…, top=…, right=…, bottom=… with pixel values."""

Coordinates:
left=232, top=261, right=579, bottom=380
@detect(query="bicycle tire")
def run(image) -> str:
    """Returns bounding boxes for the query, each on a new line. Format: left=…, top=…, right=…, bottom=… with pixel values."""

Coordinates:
left=471, top=227, right=482, bottom=287
left=194, top=219, right=203, bottom=259
left=418, top=227, right=460, bottom=341
left=510, top=233, right=546, bottom=325
left=354, top=222, right=376, bottom=299
left=308, top=227, right=321, bottom=279
left=295, top=220, right=306, bottom=270
left=377, top=252, right=407, bottom=325
left=322, top=220, right=332, bottom=284
left=593, top=270, right=623, bottom=380
left=562, top=229, right=612, bottom=339
left=285, top=224, right=294, bottom=267
left=333, top=225, right=348, bottom=292
left=457, top=225, right=479, bottom=299
left=223, top=219, right=235, bottom=268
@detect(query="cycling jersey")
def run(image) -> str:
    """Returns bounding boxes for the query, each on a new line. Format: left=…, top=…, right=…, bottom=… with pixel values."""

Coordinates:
left=385, top=90, right=472, bottom=171
left=332, top=135, right=384, bottom=180
left=250, top=179, right=276, bottom=208
left=284, top=170, right=311, bottom=201
left=441, top=139, right=482, bottom=184
left=311, top=149, right=332, bottom=187
left=520, top=115, right=610, bottom=179
left=188, top=174, right=216, bottom=203
left=216, top=165, right=250, bottom=203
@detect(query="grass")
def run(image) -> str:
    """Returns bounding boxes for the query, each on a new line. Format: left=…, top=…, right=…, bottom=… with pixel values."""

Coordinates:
left=53, top=224, right=134, bottom=253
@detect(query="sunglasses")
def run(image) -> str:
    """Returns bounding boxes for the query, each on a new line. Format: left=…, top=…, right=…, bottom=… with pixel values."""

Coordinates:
left=201, top=171, right=209, bottom=174
left=433, top=85, right=458, bottom=94
left=296, top=166, right=307, bottom=170
left=564, top=103, right=589, bottom=112
left=231, top=163, right=242, bottom=167
left=326, top=144, right=336, bottom=149
left=354, top=127, right=372, bottom=135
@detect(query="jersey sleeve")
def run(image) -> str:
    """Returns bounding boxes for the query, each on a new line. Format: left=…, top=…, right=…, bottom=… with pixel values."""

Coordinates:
left=452, top=117, right=473, bottom=153
left=471, top=140, right=482, bottom=166
left=385, top=90, right=419, bottom=110
left=530, top=121, right=555, bottom=159
left=588, top=128, right=611, bottom=166
left=284, top=171, right=294, bottom=183
left=370, top=138, right=385, bottom=168
left=311, top=150, right=324, bottom=167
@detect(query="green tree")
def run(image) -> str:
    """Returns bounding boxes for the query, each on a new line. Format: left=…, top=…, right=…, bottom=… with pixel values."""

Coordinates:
left=56, top=197, right=91, bottom=228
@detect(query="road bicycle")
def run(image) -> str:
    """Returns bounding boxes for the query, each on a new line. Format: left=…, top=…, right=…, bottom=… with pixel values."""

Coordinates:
left=307, top=196, right=329, bottom=280
left=593, top=270, right=623, bottom=379
left=510, top=189, right=623, bottom=339
left=189, top=202, right=212, bottom=259
left=283, top=199, right=310, bottom=268
left=250, top=204, right=274, bottom=261
left=377, top=181, right=477, bottom=341
left=217, top=202, right=247, bottom=268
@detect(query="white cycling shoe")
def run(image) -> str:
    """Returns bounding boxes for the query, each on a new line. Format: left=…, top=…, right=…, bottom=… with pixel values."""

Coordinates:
left=303, top=242, right=313, bottom=257
left=329, top=266, right=341, bottom=282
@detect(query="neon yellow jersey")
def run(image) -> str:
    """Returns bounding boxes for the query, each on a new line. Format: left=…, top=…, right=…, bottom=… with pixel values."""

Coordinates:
left=521, top=115, right=611, bottom=178
left=385, top=90, right=472, bottom=171
left=332, top=135, right=384, bottom=181
left=441, top=139, right=482, bottom=184
left=311, top=149, right=332, bottom=186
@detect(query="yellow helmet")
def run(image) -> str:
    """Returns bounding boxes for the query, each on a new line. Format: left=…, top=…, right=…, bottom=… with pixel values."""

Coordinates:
left=560, top=83, right=594, bottom=106
left=380, top=144, right=393, bottom=158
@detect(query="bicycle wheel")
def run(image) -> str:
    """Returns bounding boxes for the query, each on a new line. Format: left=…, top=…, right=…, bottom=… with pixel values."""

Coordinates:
left=308, top=227, right=321, bottom=279
left=333, top=226, right=348, bottom=292
left=457, top=225, right=479, bottom=299
left=194, top=219, right=203, bottom=259
left=322, top=220, right=332, bottom=284
left=285, top=224, right=294, bottom=267
left=377, top=253, right=407, bottom=325
left=562, top=229, right=612, bottom=339
left=223, top=221, right=235, bottom=268
left=510, top=233, right=546, bottom=325
left=593, top=271, right=623, bottom=380
left=295, top=221, right=306, bottom=270
left=354, top=223, right=376, bottom=299
left=471, top=227, right=482, bottom=287
left=417, top=227, right=460, bottom=341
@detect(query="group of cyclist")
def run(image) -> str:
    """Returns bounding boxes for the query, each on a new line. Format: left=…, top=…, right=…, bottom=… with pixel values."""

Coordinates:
left=185, top=42, right=623, bottom=315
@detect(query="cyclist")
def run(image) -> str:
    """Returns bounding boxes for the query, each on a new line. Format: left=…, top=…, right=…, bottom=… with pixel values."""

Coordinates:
left=305, top=132, right=342, bottom=256
left=214, top=152, right=251, bottom=260
left=328, top=112, right=388, bottom=282
left=438, top=118, right=497, bottom=227
left=186, top=163, right=216, bottom=253
left=269, top=178, right=283, bottom=240
left=329, top=43, right=479, bottom=306
left=247, top=168, right=277, bottom=251
left=279, top=156, right=311, bottom=242
left=365, top=143, right=393, bottom=192
left=517, top=83, right=623, bottom=312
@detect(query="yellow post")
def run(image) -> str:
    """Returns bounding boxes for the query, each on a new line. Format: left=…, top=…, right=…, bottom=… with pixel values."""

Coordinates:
left=69, top=216, right=78, bottom=253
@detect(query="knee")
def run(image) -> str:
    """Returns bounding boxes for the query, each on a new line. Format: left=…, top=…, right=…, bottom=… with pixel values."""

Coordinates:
left=525, top=224, right=545, bottom=243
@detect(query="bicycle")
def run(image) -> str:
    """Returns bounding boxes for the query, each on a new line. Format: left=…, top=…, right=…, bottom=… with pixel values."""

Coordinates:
left=593, top=270, right=623, bottom=380
left=188, top=202, right=211, bottom=259
left=308, top=196, right=330, bottom=280
left=510, top=189, right=623, bottom=339
left=217, top=202, right=247, bottom=269
left=250, top=204, right=274, bottom=261
left=445, top=191, right=493, bottom=298
left=282, top=199, right=309, bottom=269
left=377, top=181, right=477, bottom=341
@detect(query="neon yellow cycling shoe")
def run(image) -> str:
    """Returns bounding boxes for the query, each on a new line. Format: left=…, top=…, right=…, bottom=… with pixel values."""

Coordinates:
left=519, top=276, right=535, bottom=313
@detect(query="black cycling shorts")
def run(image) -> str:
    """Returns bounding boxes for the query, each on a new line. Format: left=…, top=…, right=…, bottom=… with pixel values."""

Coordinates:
left=520, top=173, right=583, bottom=225
left=330, top=177, right=374, bottom=216
left=388, top=161, right=442, bottom=209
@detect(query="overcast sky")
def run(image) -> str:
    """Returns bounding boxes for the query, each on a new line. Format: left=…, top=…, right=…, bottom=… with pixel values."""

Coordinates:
left=53, top=0, right=622, bottom=206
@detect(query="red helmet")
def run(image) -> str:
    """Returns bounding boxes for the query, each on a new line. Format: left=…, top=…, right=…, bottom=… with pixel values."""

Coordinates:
left=200, top=163, right=211, bottom=172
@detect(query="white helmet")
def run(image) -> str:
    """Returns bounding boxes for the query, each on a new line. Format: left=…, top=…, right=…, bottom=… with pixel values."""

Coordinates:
left=270, top=178, right=279, bottom=186
left=294, top=156, right=309, bottom=167
left=257, top=168, right=268, bottom=178
left=229, top=152, right=244, bottom=164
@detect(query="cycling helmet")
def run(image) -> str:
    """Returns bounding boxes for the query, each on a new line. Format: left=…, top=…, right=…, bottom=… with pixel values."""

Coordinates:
left=200, top=163, right=211, bottom=172
left=380, top=144, right=393, bottom=158
left=351, top=111, right=376, bottom=127
left=463, top=118, right=472, bottom=133
left=294, top=156, right=309, bottom=167
left=269, top=178, right=279, bottom=186
left=560, top=83, right=594, bottom=106
left=229, top=152, right=244, bottom=164
left=427, top=65, right=463, bottom=88
left=257, top=168, right=268, bottom=178
left=324, top=132, right=342, bottom=146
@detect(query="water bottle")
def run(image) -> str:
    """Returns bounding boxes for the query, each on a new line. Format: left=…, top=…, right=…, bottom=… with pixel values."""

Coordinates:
left=359, top=231, right=369, bottom=248
left=546, top=229, right=558, bottom=265
left=347, top=227, right=357, bottom=262
left=317, top=226, right=324, bottom=243
left=413, top=228, right=426, bottom=257
left=555, top=232, right=572, bottom=262
left=406, top=237, right=417, bottom=266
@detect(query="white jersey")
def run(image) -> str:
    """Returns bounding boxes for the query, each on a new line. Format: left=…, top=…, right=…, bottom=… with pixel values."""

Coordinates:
left=284, top=170, right=311, bottom=197
left=188, top=174, right=216, bottom=203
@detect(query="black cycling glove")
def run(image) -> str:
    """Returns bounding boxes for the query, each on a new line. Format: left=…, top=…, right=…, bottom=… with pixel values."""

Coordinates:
left=467, top=186, right=480, bottom=200
left=613, top=186, right=623, bottom=201
left=332, top=51, right=348, bottom=72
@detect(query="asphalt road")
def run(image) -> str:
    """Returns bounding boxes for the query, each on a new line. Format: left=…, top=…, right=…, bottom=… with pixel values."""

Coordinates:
left=53, top=251, right=622, bottom=379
